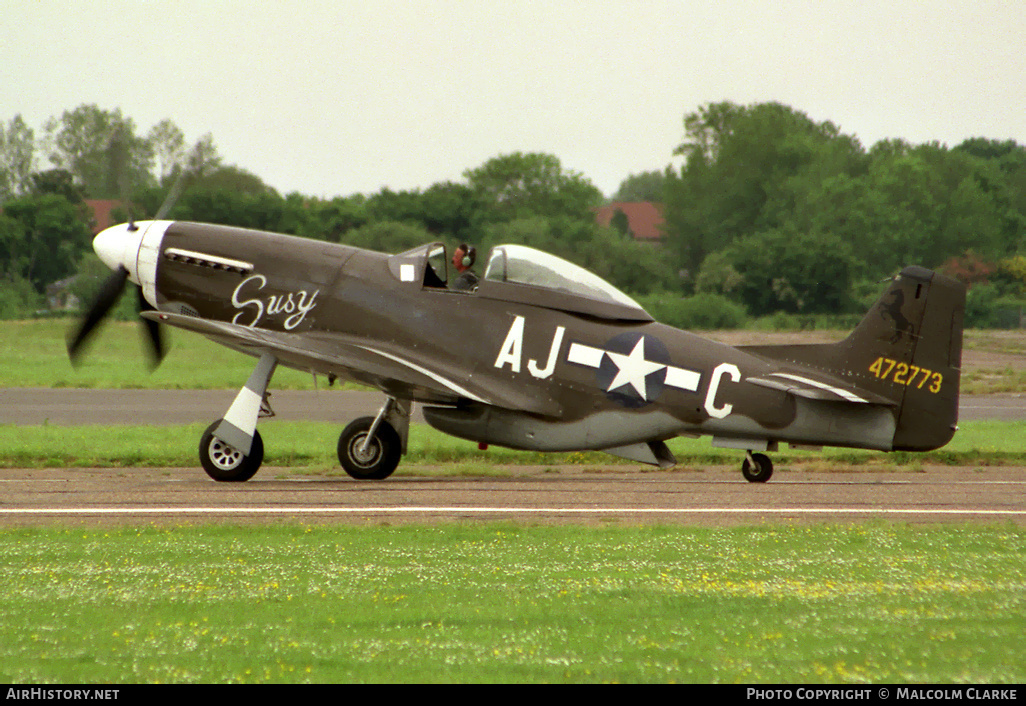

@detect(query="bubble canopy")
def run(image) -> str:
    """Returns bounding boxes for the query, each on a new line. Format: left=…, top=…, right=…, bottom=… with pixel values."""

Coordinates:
left=483, top=244, right=643, bottom=310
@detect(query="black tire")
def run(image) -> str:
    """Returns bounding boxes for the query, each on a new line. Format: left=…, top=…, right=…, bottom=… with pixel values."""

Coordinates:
left=199, top=420, right=264, bottom=482
left=742, top=452, right=773, bottom=483
left=338, top=417, right=401, bottom=480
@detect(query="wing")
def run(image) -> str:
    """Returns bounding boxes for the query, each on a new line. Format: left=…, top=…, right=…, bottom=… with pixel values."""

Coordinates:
left=142, top=312, right=561, bottom=416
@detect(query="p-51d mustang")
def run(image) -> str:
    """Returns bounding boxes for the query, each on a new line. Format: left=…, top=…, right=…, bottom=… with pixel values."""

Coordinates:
left=68, top=219, right=965, bottom=483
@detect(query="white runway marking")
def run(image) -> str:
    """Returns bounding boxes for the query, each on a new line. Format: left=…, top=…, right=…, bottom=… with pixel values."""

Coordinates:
left=3, top=506, right=1025, bottom=517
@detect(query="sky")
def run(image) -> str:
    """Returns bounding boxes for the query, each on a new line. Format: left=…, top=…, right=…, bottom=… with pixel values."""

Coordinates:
left=3, top=0, right=1025, bottom=199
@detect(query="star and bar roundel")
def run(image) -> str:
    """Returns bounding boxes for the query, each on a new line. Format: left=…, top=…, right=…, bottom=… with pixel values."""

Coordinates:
left=567, top=332, right=701, bottom=408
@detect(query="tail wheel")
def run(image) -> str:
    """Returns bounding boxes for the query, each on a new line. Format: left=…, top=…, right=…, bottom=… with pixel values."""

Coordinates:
left=742, top=452, right=773, bottom=483
left=338, top=416, right=401, bottom=480
left=199, top=421, right=263, bottom=482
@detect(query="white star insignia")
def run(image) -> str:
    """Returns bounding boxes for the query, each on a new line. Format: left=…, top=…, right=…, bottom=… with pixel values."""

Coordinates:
left=604, top=338, right=667, bottom=401
left=566, top=338, right=703, bottom=401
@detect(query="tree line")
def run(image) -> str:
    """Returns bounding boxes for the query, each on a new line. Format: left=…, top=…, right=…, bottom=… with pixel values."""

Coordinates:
left=2, top=101, right=1025, bottom=326
left=654, top=101, right=1026, bottom=322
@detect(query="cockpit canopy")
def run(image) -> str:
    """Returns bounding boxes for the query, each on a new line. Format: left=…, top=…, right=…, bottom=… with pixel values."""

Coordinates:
left=481, top=244, right=652, bottom=322
left=389, top=242, right=652, bottom=322
left=484, top=245, right=642, bottom=309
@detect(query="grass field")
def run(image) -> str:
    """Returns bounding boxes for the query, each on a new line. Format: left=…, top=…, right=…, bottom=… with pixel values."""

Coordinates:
left=0, top=319, right=320, bottom=390
left=1, top=523, right=1023, bottom=683
left=3, top=320, right=1024, bottom=684
left=1, top=419, right=1025, bottom=471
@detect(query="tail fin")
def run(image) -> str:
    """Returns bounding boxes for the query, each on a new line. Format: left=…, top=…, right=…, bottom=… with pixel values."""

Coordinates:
left=838, top=266, right=965, bottom=450
left=741, top=266, right=965, bottom=451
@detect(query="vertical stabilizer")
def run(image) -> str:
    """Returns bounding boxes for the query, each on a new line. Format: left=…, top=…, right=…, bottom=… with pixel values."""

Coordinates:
left=838, top=267, right=965, bottom=450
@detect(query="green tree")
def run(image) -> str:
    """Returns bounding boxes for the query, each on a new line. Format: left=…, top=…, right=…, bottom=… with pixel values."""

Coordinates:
left=0, top=273, right=43, bottom=318
left=419, top=182, right=484, bottom=241
left=841, top=143, right=1004, bottom=277
left=612, top=170, right=666, bottom=202
left=147, top=118, right=186, bottom=184
left=340, top=220, right=434, bottom=253
left=0, top=194, right=92, bottom=292
left=42, top=104, right=154, bottom=199
left=663, top=101, right=862, bottom=286
left=725, top=228, right=857, bottom=315
left=955, top=138, right=1026, bottom=253
left=464, top=152, right=603, bottom=223
left=29, top=169, right=83, bottom=203
left=695, top=251, right=742, bottom=296
left=0, top=115, right=35, bottom=201
left=308, top=195, right=370, bottom=241
left=184, top=133, right=222, bottom=179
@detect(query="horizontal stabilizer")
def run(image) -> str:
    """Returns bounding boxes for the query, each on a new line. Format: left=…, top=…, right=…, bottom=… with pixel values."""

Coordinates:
left=746, top=373, right=896, bottom=406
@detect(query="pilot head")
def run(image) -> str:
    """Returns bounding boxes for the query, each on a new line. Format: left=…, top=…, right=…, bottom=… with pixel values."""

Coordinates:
left=453, top=244, right=476, bottom=272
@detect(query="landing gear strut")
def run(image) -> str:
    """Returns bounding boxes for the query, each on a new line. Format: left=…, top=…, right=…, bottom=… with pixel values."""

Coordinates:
left=199, top=352, right=277, bottom=482
left=742, top=451, right=773, bottom=483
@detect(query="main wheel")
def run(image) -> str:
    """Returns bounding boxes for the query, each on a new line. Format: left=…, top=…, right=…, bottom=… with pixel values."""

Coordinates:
left=199, top=421, right=264, bottom=482
left=742, top=452, right=773, bottom=483
left=338, top=417, right=401, bottom=480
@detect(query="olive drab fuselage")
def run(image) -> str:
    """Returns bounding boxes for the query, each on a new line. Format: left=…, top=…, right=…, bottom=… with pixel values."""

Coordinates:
left=90, top=219, right=966, bottom=481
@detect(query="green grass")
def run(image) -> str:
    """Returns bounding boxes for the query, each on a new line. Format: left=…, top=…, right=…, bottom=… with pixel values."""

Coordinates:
left=0, top=523, right=1023, bottom=683
left=0, top=319, right=322, bottom=389
left=1, top=420, right=1025, bottom=471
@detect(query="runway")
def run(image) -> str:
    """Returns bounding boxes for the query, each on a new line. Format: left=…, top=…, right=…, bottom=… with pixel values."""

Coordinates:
left=2, top=466, right=1024, bottom=527
left=1, top=388, right=1024, bottom=425
left=1, top=389, right=1023, bottom=527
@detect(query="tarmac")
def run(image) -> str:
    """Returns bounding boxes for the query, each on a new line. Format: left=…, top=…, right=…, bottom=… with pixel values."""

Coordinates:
left=1, top=465, right=1024, bottom=527
left=1, top=388, right=1023, bottom=527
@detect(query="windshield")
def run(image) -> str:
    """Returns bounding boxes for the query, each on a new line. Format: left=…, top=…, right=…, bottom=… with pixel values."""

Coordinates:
left=484, top=244, right=642, bottom=309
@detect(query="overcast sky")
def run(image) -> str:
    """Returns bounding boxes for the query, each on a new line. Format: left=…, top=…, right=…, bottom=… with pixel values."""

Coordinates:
left=3, top=0, right=1024, bottom=198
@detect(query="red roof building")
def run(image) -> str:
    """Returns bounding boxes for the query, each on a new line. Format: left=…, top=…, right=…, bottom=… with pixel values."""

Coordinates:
left=84, top=199, right=123, bottom=234
left=595, top=201, right=664, bottom=243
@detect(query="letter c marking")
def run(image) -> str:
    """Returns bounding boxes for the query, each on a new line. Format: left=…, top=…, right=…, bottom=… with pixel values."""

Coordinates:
left=704, top=363, right=741, bottom=419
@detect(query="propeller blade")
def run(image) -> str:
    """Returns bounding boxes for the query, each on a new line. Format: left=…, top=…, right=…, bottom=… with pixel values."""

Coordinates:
left=136, top=285, right=167, bottom=366
left=67, top=265, right=129, bottom=364
left=154, top=167, right=187, bottom=221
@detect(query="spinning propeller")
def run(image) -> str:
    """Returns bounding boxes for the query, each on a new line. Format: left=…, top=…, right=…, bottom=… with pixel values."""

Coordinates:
left=66, top=261, right=166, bottom=368
left=66, top=168, right=186, bottom=368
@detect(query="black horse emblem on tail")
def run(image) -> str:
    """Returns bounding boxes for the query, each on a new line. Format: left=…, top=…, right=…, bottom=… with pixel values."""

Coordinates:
left=880, top=288, right=914, bottom=343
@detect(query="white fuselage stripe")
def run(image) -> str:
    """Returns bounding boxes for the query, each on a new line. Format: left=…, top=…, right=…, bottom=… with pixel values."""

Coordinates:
left=664, top=366, right=702, bottom=392
left=356, top=346, right=488, bottom=404
left=567, top=342, right=604, bottom=368
left=769, top=373, right=869, bottom=403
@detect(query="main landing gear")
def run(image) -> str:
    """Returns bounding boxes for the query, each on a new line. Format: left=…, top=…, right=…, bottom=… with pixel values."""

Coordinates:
left=197, top=356, right=410, bottom=483
left=336, top=398, right=409, bottom=480
left=741, top=450, right=773, bottom=483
